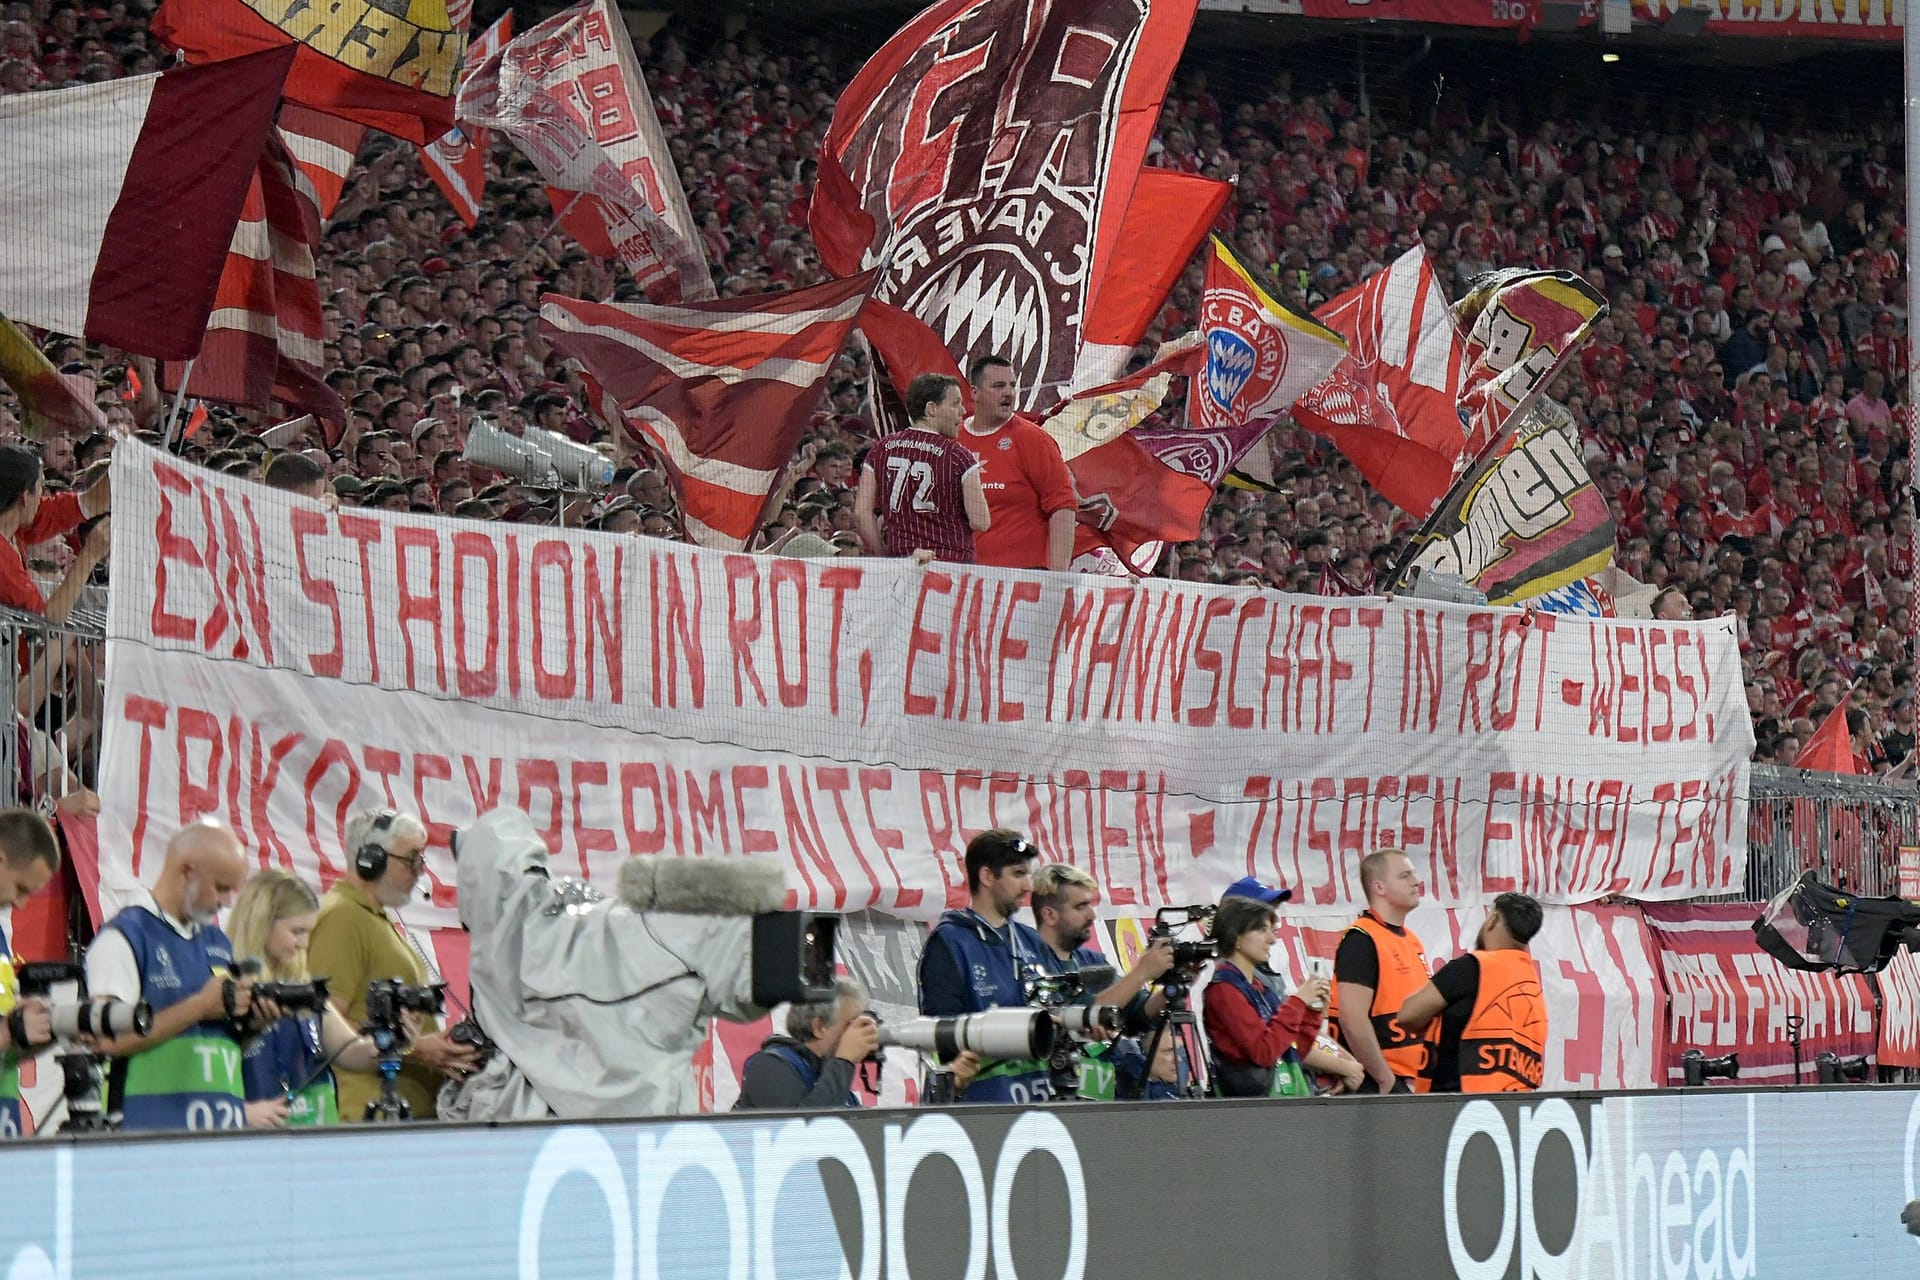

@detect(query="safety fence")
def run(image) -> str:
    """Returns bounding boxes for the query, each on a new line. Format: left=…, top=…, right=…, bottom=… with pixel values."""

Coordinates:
left=1746, top=763, right=1920, bottom=901
left=0, top=604, right=105, bottom=818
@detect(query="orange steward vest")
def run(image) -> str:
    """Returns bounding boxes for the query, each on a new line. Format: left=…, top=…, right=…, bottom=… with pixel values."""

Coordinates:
left=1456, top=948, right=1547, bottom=1093
left=1329, top=911, right=1435, bottom=1090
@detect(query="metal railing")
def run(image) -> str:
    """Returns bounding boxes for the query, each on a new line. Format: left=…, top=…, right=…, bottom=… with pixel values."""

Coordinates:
left=0, top=604, right=105, bottom=817
left=1744, top=763, right=1920, bottom=901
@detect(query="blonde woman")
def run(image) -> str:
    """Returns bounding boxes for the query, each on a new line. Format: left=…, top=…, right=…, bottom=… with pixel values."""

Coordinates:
left=228, top=870, right=376, bottom=1127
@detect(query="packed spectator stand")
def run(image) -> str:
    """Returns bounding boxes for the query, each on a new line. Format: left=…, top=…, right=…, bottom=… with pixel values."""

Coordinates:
left=0, top=1, right=1913, bottom=778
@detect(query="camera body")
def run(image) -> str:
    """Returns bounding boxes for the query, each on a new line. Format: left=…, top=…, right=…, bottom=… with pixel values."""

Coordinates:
left=363, top=979, right=446, bottom=1041
left=1681, top=1049, right=1740, bottom=1087
left=1147, top=905, right=1217, bottom=1003
left=252, top=978, right=331, bottom=1017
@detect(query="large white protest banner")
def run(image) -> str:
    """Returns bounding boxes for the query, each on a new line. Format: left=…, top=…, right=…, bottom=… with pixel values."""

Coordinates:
left=98, top=442, right=1753, bottom=929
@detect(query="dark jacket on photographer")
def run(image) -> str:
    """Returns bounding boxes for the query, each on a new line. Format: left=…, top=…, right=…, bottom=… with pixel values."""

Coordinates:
left=1204, top=963, right=1323, bottom=1098
left=918, top=907, right=1051, bottom=1103
left=243, top=1012, right=336, bottom=1125
left=734, top=1036, right=859, bottom=1110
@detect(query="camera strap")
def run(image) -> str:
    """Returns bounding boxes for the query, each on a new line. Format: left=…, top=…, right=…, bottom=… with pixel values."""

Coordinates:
left=5, top=1006, right=28, bottom=1052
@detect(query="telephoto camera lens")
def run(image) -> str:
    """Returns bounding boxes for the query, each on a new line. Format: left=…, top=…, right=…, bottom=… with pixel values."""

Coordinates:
left=49, top=998, right=153, bottom=1041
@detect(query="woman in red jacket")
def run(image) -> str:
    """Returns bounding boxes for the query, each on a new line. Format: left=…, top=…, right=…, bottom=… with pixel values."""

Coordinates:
left=1203, top=896, right=1329, bottom=1097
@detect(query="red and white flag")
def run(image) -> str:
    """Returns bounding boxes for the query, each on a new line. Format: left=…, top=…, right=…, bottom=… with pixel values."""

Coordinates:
left=163, top=133, right=346, bottom=441
left=1450, top=267, right=1608, bottom=458
left=1291, top=246, right=1468, bottom=519
left=153, top=0, right=464, bottom=144
left=423, top=12, right=511, bottom=227
left=813, top=0, right=1197, bottom=408
left=0, top=47, right=294, bottom=360
left=540, top=272, right=877, bottom=548
left=458, top=0, right=709, bottom=299
left=1069, top=169, right=1232, bottom=390
left=277, top=104, right=364, bottom=222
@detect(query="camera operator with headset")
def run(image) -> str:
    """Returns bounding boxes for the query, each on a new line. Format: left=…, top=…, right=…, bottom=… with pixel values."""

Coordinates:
left=1028, top=862, right=1174, bottom=1101
left=734, top=977, right=881, bottom=1110
left=916, top=829, right=1047, bottom=1103
left=0, top=809, right=61, bottom=1136
left=308, top=808, right=478, bottom=1123
left=228, top=870, right=378, bottom=1126
left=82, top=819, right=284, bottom=1131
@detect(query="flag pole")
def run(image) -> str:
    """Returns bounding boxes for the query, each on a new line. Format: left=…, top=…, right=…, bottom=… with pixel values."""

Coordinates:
left=161, top=359, right=195, bottom=450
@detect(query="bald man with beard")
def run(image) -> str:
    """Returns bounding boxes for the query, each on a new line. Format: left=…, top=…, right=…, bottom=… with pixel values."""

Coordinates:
left=84, top=821, right=280, bottom=1131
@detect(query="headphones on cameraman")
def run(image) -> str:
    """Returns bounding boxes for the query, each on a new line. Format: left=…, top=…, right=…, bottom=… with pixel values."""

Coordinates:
left=353, top=809, right=400, bottom=880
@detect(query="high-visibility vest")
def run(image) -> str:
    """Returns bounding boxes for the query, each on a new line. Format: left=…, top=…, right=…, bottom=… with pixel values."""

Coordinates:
left=1456, top=949, right=1547, bottom=1093
left=1329, top=911, right=1436, bottom=1090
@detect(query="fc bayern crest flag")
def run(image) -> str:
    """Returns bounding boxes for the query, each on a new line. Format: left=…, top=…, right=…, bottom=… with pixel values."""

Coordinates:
left=814, top=0, right=1198, bottom=410
left=1193, top=236, right=1346, bottom=433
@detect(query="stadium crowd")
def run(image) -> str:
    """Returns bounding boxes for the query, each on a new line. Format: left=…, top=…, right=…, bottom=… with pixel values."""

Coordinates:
left=0, top=0, right=1913, bottom=774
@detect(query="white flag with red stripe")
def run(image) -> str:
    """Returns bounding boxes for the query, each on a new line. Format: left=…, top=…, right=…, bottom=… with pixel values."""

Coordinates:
left=424, top=12, right=511, bottom=227
left=277, top=103, right=364, bottom=222
left=162, top=132, right=346, bottom=441
left=1291, top=246, right=1468, bottom=518
left=0, top=48, right=295, bottom=359
left=540, top=272, right=877, bottom=548
left=457, top=0, right=710, bottom=299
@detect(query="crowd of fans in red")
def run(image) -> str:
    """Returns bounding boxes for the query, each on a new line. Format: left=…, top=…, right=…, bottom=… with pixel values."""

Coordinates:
left=0, top=1, right=1913, bottom=774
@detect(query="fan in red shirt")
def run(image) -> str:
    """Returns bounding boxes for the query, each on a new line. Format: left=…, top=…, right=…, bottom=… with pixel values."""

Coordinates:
left=853, top=374, right=989, bottom=564
left=0, top=443, right=112, bottom=624
left=962, top=356, right=1079, bottom=572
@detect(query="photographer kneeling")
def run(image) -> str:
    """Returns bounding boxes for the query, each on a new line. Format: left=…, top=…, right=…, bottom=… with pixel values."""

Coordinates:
left=734, top=978, right=879, bottom=1110
left=1202, top=896, right=1329, bottom=1098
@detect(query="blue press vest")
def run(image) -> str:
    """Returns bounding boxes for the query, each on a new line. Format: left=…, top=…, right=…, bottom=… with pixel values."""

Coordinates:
left=243, top=1012, right=337, bottom=1126
left=103, top=907, right=246, bottom=1132
left=921, top=909, right=1051, bottom=1103
left=764, top=1043, right=858, bottom=1108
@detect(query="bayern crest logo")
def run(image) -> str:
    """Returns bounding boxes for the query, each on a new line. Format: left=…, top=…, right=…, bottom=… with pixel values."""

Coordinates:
left=1201, top=298, right=1288, bottom=423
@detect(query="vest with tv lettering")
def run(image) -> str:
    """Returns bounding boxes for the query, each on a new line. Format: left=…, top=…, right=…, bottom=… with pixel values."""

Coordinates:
left=921, top=909, right=1051, bottom=1103
left=1455, top=949, right=1547, bottom=1093
left=1329, top=911, right=1436, bottom=1091
left=103, top=907, right=246, bottom=1131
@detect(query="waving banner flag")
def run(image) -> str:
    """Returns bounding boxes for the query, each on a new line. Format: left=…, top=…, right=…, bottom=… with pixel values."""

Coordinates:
left=1291, top=246, right=1467, bottom=519
left=277, top=104, right=364, bottom=223
left=0, top=48, right=294, bottom=360
left=0, top=316, right=107, bottom=436
left=540, top=272, right=877, bottom=548
left=1056, top=242, right=1346, bottom=569
left=1451, top=267, right=1609, bottom=458
left=1193, top=237, right=1347, bottom=432
left=153, top=0, right=464, bottom=144
left=422, top=12, right=512, bottom=228
left=814, top=0, right=1198, bottom=409
left=1070, top=170, right=1232, bottom=390
left=459, top=0, right=709, bottom=299
left=1403, top=398, right=1615, bottom=606
left=162, top=134, right=347, bottom=440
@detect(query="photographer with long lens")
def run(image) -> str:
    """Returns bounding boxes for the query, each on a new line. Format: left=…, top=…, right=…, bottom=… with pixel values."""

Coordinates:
left=1029, top=862, right=1173, bottom=1101
left=309, top=808, right=478, bottom=1123
left=82, top=820, right=281, bottom=1131
left=0, top=809, right=61, bottom=1136
left=228, top=870, right=378, bottom=1126
left=1202, top=896, right=1330, bottom=1098
left=917, top=829, right=1053, bottom=1103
